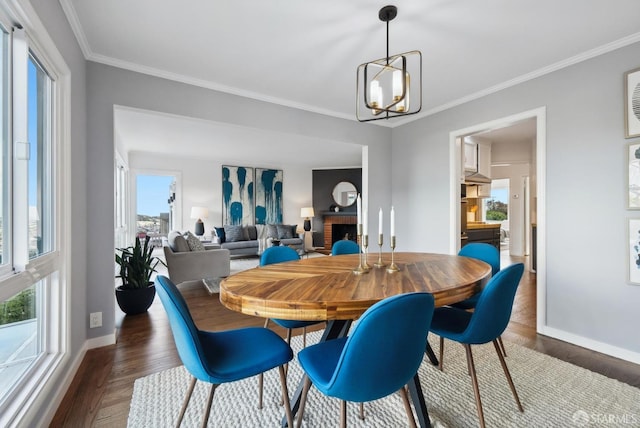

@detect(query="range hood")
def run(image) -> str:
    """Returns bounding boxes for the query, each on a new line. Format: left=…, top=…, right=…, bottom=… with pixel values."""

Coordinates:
left=464, top=172, right=492, bottom=184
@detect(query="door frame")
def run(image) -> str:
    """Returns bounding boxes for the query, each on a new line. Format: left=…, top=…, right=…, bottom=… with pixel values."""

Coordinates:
left=449, top=106, right=546, bottom=333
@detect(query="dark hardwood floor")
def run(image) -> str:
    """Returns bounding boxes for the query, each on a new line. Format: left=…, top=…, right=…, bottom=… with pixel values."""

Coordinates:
left=50, top=249, right=640, bottom=426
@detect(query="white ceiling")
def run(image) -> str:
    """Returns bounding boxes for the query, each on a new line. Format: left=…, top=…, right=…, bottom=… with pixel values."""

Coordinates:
left=63, top=0, right=640, bottom=165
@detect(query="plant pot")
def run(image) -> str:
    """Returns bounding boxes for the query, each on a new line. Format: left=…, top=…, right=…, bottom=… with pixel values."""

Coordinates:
left=115, top=283, right=156, bottom=315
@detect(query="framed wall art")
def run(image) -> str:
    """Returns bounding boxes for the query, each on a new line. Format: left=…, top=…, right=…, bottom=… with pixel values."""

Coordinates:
left=624, top=67, right=640, bottom=138
left=628, top=218, right=640, bottom=284
left=627, top=142, right=640, bottom=209
left=222, top=165, right=254, bottom=225
left=255, top=168, right=283, bottom=225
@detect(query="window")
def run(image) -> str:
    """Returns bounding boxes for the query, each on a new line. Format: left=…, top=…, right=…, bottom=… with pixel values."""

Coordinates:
left=0, top=6, right=67, bottom=424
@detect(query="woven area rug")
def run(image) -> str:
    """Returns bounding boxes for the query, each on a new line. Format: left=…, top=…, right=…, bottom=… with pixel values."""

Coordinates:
left=128, top=330, right=640, bottom=427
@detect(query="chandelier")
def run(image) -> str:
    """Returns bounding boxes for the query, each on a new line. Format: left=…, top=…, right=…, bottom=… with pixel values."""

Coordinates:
left=356, top=5, right=422, bottom=122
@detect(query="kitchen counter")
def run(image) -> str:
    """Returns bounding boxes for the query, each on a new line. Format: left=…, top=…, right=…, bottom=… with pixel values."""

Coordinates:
left=467, top=223, right=501, bottom=230
left=464, top=223, right=501, bottom=249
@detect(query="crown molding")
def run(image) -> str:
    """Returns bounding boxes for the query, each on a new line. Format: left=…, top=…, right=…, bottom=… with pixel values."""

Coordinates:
left=58, top=0, right=640, bottom=129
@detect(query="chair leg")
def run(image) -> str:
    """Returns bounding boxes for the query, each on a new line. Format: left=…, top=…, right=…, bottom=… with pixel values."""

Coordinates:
left=258, top=318, right=270, bottom=408
left=464, top=344, right=486, bottom=428
left=340, top=400, right=347, bottom=428
left=303, top=326, right=307, bottom=347
left=398, top=387, right=417, bottom=428
left=438, top=336, right=444, bottom=371
left=278, top=365, right=295, bottom=428
left=492, top=340, right=523, bottom=412
left=200, top=383, right=218, bottom=428
left=498, top=336, right=507, bottom=357
left=176, top=376, right=197, bottom=428
left=258, top=373, right=264, bottom=409
left=296, top=376, right=312, bottom=428
left=359, top=402, right=365, bottom=420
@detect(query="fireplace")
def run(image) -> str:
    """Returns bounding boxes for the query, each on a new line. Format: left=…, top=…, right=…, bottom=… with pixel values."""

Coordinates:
left=323, top=214, right=357, bottom=250
left=331, top=224, right=357, bottom=245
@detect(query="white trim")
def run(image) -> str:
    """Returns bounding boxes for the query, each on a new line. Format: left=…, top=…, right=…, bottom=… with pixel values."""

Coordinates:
left=449, top=106, right=547, bottom=332
left=86, top=332, right=116, bottom=349
left=57, top=0, right=92, bottom=59
left=540, top=326, right=640, bottom=365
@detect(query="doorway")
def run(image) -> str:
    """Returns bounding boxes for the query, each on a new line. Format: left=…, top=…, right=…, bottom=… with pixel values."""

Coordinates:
left=450, top=107, right=546, bottom=333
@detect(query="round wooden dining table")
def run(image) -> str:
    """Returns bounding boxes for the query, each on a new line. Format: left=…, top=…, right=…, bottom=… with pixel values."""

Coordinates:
left=220, top=252, right=491, bottom=428
left=220, top=252, right=491, bottom=320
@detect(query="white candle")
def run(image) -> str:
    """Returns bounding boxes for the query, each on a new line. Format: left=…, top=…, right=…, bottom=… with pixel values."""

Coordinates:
left=363, top=209, right=368, bottom=236
left=378, top=208, right=383, bottom=235
left=390, top=206, right=395, bottom=237
left=356, top=194, right=362, bottom=225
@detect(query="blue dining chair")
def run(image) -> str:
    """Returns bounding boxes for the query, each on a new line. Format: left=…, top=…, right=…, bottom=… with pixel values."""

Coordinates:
left=453, top=243, right=500, bottom=310
left=154, top=275, right=294, bottom=428
left=430, top=263, right=525, bottom=428
left=331, top=239, right=360, bottom=255
left=452, top=243, right=508, bottom=358
left=295, top=292, right=436, bottom=428
left=258, top=245, right=324, bottom=407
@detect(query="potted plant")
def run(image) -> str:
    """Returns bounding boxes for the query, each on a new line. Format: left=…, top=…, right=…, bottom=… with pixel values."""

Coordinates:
left=115, top=236, right=166, bottom=315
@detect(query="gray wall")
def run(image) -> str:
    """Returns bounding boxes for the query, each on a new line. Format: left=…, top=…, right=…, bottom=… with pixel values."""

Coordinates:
left=86, top=62, right=392, bottom=339
left=392, top=41, right=640, bottom=354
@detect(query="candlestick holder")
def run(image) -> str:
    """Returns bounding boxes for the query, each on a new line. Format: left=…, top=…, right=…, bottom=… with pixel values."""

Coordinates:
left=387, top=235, right=399, bottom=273
left=353, top=224, right=369, bottom=275
left=362, top=234, right=371, bottom=269
left=374, top=233, right=386, bottom=268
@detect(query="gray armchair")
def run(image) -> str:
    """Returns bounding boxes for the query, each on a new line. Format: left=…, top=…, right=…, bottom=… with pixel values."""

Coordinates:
left=163, top=231, right=230, bottom=288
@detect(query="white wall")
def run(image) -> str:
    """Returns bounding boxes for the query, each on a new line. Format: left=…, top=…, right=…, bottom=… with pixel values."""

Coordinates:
left=392, top=40, right=640, bottom=361
left=128, top=152, right=313, bottom=235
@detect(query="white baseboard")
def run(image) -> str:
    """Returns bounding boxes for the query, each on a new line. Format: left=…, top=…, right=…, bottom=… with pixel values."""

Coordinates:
left=540, top=325, right=640, bottom=365
left=86, top=331, right=117, bottom=349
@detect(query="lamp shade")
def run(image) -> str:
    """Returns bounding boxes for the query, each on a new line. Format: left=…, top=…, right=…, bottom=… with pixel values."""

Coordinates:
left=190, top=206, right=209, bottom=220
left=300, top=207, right=315, bottom=218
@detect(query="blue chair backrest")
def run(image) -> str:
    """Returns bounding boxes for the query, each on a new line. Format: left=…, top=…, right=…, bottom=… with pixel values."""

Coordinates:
left=260, top=245, right=300, bottom=266
left=459, top=263, right=524, bottom=344
left=324, top=292, right=435, bottom=402
left=155, top=275, right=212, bottom=382
left=331, top=240, right=360, bottom=255
left=458, top=243, right=500, bottom=276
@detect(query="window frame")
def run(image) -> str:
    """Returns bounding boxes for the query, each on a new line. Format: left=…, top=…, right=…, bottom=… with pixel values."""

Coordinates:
left=0, top=0, right=71, bottom=425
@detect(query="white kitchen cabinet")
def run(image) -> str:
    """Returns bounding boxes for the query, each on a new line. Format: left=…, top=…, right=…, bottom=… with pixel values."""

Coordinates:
left=463, top=142, right=477, bottom=172
left=477, top=142, right=492, bottom=197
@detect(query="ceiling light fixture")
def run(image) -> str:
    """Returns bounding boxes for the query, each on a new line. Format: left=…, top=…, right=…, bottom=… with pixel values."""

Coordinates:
left=356, top=5, right=422, bottom=122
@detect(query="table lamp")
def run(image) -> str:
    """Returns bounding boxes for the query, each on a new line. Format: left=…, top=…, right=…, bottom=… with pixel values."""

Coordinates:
left=300, top=207, right=315, bottom=231
left=190, top=206, right=209, bottom=236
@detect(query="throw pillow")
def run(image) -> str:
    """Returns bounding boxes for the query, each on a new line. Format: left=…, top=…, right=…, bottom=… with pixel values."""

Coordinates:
left=256, top=224, right=267, bottom=239
left=246, top=225, right=258, bottom=240
left=266, top=224, right=278, bottom=239
left=168, top=231, right=190, bottom=252
left=289, top=224, right=298, bottom=237
left=214, top=227, right=226, bottom=243
left=224, top=225, right=246, bottom=242
left=276, top=224, right=293, bottom=239
left=184, top=231, right=205, bottom=251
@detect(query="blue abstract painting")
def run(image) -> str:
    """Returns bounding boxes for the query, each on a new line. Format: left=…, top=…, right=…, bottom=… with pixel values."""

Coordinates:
left=255, top=168, right=283, bottom=225
left=222, top=166, right=254, bottom=225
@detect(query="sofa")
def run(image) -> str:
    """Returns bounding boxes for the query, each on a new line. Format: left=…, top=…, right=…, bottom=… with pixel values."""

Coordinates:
left=214, top=224, right=303, bottom=256
left=163, top=231, right=231, bottom=286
